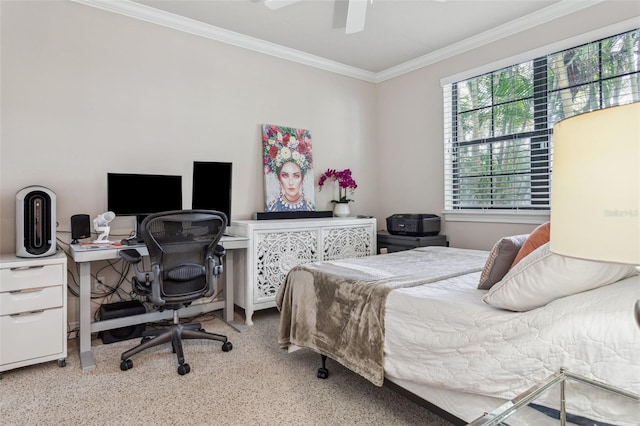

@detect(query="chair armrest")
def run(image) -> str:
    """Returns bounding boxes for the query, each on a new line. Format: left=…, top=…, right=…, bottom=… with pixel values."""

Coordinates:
left=120, top=248, right=143, bottom=264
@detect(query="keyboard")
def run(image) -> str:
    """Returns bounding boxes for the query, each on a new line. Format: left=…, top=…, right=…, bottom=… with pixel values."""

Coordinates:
left=72, top=243, right=123, bottom=251
left=120, top=238, right=145, bottom=246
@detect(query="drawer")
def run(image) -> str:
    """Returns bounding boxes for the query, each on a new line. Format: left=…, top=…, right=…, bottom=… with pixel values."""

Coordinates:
left=0, top=307, right=64, bottom=365
left=0, top=285, right=63, bottom=315
left=0, top=263, right=64, bottom=292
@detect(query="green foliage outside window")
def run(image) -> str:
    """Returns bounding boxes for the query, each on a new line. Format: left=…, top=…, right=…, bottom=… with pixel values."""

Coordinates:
left=446, top=29, right=639, bottom=210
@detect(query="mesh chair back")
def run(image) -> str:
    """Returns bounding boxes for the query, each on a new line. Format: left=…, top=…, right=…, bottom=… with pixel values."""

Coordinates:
left=140, top=210, right=227, bottom=303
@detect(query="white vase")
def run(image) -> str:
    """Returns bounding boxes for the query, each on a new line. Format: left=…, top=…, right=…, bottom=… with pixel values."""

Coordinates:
left=333, top=203, right=350, bottom=217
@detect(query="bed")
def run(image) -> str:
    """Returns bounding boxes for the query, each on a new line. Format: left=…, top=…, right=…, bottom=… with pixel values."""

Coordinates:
left=276, top=240, right=640, bottom=425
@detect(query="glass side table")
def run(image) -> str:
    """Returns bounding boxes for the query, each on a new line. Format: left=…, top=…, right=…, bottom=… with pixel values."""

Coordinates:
left=467, top=368, right=640, bottom=426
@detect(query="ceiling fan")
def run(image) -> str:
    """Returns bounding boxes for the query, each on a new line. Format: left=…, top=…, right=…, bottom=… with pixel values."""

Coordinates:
left=264, top=0, right=370, bottom=35
left=265, top=0, right=446, bottom=35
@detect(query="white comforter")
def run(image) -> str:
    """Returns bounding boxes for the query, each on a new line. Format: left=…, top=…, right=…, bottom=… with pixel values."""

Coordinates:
left=384, top=271, right=640, bottom=424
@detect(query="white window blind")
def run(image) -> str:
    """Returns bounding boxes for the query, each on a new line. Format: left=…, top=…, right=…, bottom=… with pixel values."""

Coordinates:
left=443, top=29, right=639, bottom=215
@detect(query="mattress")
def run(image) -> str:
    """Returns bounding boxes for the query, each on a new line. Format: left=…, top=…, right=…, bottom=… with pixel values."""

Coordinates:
left=384, top=272, right=640, bottom=424
left=277, top=246, right=489, bottom=386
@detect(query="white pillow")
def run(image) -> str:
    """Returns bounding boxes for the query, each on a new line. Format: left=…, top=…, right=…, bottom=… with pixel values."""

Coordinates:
left=483, top=242, right=638, bottom=311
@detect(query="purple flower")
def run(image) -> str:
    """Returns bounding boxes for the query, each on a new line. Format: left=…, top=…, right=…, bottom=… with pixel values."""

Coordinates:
left=318, top=168, right=357, bottom=203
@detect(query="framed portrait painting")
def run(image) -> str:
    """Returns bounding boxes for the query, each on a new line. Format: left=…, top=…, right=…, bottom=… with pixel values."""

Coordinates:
left=262, top=124, right=316, bottom=212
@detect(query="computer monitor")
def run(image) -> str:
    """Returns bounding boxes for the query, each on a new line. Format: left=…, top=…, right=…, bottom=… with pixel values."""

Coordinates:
left=192, top=161, right=232, bottom=221
left=107, top=172, right=183, bottom=242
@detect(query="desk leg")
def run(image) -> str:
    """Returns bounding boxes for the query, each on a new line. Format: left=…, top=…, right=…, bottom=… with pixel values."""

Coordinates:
left=223, top=250, right=246, bottom=332
left=78, top=262, right=96, bottom=370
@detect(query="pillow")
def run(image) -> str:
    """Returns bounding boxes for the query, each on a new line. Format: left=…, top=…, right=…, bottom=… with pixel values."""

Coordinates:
left=478, top=234, right=529, bottom=290
left=483, top=242, right=638, bottom=311
left=510, top=222, right=550, bottom=268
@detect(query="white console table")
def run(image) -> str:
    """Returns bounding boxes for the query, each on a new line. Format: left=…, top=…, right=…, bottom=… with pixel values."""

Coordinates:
left=228, top=217, right=376, bottom=325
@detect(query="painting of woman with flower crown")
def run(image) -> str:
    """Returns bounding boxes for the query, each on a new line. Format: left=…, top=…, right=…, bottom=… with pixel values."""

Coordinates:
left=262, top=124, right=316, bottom=212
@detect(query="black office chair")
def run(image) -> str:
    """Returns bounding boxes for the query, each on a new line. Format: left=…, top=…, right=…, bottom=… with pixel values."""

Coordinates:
left=118, top=210, right=232, bottom=375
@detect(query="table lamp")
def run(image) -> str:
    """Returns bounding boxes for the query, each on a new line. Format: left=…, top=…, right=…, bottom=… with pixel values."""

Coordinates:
left=550, top=102, right=640, bottom=326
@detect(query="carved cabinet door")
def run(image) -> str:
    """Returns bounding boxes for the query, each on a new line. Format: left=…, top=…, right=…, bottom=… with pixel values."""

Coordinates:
left=254, top=229, right=318, bottom=303
left=322, top=225, right=373, bottom=261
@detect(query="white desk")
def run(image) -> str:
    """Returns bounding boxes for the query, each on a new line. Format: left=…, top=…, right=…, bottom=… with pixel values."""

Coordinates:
left=70, top=235, right=249, bottom=371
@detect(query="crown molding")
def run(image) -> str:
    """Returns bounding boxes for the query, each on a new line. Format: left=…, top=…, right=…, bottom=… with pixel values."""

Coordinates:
left=71, top=0, right=379, bottom=82
left=440, top=16, right=640, bottom=86
left=375, top=0, right=606, bottom=82
left=72, top=0, right=606, bottom=84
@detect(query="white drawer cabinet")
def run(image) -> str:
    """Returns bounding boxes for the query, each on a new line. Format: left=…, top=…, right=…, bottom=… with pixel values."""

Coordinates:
left=229, top=217, right=376, bottom=325
left=0, top=253, right=67, bottom=374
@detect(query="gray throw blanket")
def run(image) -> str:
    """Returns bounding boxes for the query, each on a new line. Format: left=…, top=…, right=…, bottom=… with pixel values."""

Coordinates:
left=276, top=246, right=488, bottom=386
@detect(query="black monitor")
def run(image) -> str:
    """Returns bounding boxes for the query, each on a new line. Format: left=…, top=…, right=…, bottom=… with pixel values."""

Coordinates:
left=107, top=172, right=182, bottom=242
left=192, top=161, right=232, bottom=221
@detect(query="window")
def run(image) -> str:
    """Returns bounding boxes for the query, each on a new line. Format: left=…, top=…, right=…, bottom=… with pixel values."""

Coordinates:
left=443, top=29, right=639, bottom=221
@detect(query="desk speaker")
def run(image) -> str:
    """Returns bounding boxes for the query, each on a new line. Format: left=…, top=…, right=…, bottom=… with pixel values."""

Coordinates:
left=16, top=186, right=56, bottom=257
left=71, top=214, right=91, bottom=243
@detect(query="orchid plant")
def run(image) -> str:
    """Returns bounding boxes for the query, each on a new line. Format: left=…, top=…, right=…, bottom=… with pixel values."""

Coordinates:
left=318, top=169, right=358, bottom=203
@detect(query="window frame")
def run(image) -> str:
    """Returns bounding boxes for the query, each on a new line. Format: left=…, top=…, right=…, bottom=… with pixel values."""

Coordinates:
left=442, top=20, right=639, bottom=224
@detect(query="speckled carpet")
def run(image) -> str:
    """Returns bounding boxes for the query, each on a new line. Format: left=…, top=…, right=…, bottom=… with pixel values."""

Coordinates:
left=1, top=308, right=454, bottom=426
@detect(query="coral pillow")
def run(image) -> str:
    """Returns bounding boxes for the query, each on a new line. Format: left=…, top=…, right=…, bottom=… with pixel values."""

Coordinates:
left=478, top=234, right=529, bottom=290
left=510, top=222, right=550, bottom=268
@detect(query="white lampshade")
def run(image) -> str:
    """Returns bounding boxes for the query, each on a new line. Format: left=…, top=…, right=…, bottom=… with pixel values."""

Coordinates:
left=550, top=102, right=640, bottom=264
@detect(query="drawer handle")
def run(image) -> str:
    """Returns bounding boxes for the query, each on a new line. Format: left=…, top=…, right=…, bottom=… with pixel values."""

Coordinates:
left=10, top=310, right=44, bottom=317
left=9, top=287, right=45, bottom=294
left=10, top=265, right=45, bottom=272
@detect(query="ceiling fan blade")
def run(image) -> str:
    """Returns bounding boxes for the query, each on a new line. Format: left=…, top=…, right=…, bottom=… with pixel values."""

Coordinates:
left=345, top=0, right=367, bottom=34
left=264, top=0, right=303, bottom=10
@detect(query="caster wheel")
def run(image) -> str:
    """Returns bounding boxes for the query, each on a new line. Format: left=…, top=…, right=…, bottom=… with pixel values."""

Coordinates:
left=317, top=367, right=329, bottom=379
left=222, top=341, right=233, bottom=352
left=57, top=359, right=66, bottom=368
left=120, top=359, right=133, bottom=371
left=141, top=336, right=151, bottom=344
left=178, top=363, right=191, bottom=375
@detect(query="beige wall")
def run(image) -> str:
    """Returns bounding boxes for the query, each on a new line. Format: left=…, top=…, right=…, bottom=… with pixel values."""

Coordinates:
left=1, top=0, right=636, bottom=327
left=0, top=0, right=378, bottom=254
left=376, top=1, right=639, bottom=249
left=1, top=0, right=637, bottom=255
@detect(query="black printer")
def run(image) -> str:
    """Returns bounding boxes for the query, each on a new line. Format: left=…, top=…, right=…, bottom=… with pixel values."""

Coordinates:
left=386, top=214, right=441, bottom=237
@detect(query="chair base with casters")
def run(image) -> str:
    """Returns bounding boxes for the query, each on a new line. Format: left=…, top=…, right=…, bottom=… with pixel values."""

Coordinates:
left=117, top=210, right=233, bottom=375
left=119, top=310, right=233, bottom=375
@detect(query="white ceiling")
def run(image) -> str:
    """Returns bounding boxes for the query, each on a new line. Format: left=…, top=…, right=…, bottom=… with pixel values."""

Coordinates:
left=76, top=0, right=606, bottom=81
